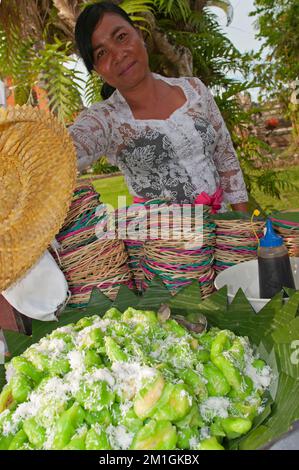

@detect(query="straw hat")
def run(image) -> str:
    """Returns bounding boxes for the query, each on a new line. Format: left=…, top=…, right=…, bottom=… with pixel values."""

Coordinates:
left=0, top=105, right=77, bottom=291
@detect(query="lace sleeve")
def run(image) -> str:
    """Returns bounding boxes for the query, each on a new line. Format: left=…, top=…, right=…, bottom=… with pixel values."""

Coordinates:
left=188, top=78, right=248, bottom=204
left=68, top=106, right=112, bottom=174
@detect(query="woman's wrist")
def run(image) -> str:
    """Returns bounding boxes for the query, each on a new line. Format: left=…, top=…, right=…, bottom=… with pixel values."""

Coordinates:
left=230, top=202, right=249, bottom=213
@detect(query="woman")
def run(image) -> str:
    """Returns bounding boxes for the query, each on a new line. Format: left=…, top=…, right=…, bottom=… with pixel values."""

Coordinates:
left=69, top=1, right=248, bottom=214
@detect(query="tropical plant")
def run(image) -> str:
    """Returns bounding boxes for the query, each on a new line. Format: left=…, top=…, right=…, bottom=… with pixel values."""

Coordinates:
left=91, top=156, right=120, bottom=174
left=249, top=0, right=299, bottom=139
left=0, top=0, right=295, bottom=205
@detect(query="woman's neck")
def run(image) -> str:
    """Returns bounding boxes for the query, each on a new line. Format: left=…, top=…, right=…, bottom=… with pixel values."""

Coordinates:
left=119, top=72, right=165, bottom=113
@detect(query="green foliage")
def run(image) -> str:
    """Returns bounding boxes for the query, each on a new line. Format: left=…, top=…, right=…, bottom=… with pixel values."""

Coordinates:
left=91, top=156, right=119, bottom=175
left=85, top=72, right=103, bottom=106
left=34, top=39, right=84, bottom=123
left=0, top=27, right=35, bottom=105
left=154, top=0, right=191, bottom=22
left=248, top=1, right=299, bottom=135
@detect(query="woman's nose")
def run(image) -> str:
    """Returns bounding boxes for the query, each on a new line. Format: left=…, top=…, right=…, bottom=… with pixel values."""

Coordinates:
left=111, top=44, right=127, bottom=64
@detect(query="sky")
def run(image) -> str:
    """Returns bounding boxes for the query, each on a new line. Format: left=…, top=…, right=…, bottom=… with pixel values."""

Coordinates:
left=209, top=0, right=261, bottom=54
left=208, top=0, right=263, bottom=100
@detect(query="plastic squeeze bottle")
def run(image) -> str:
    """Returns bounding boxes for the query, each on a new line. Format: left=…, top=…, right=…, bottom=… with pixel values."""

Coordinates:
left=258, top=218, right=295, bottom=298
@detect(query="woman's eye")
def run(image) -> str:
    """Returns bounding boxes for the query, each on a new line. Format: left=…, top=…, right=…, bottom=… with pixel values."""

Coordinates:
left=97, top=49, right=105, bottom=60
left=117, top=32, right=127, bottom=41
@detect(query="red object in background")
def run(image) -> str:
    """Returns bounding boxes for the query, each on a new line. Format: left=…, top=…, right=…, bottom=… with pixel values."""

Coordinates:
left=0, top=295, right=32, bottom=334
left=265, top=117, right=279, bottom=130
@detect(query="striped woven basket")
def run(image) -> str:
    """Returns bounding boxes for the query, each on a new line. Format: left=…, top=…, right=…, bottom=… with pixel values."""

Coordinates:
left=213, top=219, right=264, bottom=273
left=52, top=183, right=133, bottom=306
left=120, top=202, right=216, bottom=298
left=271, top=213, right=299, bottom=257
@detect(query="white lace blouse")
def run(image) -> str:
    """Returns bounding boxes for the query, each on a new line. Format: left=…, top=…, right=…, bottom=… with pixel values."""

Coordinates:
left=69, top=73, right=248, bottom=207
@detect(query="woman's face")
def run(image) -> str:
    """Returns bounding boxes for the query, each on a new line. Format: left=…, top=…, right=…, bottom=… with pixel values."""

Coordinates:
left=91, top=12, right=149, bottom=92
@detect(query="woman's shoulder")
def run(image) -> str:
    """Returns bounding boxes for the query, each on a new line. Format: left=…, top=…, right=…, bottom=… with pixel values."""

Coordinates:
left=85, top=92, right=122, bottom=116
left=71, top=91, right=123, bottom=128
left=154, top=73, right=207, bottom=96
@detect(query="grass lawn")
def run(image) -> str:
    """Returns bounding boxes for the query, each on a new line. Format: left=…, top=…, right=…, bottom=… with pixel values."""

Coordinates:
left=251, top=165, right=299, bottom=213
left=90, top=175, right=132, bottom=208
left=82, top=165, right=299, bottom=212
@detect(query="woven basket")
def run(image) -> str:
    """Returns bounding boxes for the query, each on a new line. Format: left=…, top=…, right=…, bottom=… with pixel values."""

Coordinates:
left=213, top=219, right=264, bottom=273
left=53, top=183, right=133, bottom=306
left=121, top=203, right=216, bottom=298
left=59, top=238, right=132, bottom=305
left=61, top=182, right=100, bottom=229
left=271, top=215, right=299, bottom=257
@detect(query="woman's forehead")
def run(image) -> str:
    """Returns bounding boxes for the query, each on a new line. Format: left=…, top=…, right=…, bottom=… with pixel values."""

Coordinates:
left=92, top=12, right=134, bottom=48
left=94, top=12, right=132, bottom=35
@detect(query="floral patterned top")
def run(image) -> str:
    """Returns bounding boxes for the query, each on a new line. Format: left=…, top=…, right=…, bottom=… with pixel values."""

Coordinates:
left=69, top=73, right=248, bottom=208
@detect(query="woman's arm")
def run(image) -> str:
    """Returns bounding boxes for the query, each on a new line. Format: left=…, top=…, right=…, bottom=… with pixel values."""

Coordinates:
left=231, top=202, right=248, bottom=214
left=68, top=106, right=112, bottom=174
left=191, top=78, right=248, bottom=210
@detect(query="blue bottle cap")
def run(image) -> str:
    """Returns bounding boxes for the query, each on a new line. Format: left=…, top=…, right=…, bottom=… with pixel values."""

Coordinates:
left=260, top=218, right=283, bottom=247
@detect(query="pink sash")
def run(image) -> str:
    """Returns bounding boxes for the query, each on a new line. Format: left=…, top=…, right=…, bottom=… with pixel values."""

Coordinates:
left=133, top=187, right=223, bottom=214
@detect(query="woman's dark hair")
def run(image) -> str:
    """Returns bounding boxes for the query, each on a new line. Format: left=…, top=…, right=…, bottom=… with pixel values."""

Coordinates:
left=75, top=2, right=135, bottom=99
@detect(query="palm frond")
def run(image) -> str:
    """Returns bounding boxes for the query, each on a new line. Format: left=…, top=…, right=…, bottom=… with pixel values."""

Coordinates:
left=0, top=26, right=37, bottom=105
left=154, top=0, right=191, bottom=22
left=34, top=38, right=84, bottom=123
left=85, top=71, right=103, bottom=106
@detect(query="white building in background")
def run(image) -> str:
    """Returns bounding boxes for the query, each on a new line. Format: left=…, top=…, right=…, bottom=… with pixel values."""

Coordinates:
left=0, top=80, right=6, bottom=107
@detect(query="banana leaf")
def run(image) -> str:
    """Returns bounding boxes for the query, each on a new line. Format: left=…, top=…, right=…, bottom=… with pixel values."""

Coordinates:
left=1, top=275, right=299, bottom=450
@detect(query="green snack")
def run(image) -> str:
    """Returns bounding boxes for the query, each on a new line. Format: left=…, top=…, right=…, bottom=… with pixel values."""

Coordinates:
left=175, top=403, right=204, bottom=428
left=85, top=409, right=112, bottom=427
left=134, top=373, right=165, bottom=419
left=177, top=427, right=199, bottom=449
left=122, top=307, right=158, bottom=325
left=177, top=368, right=208, bottom=400
left=85, top=427, right=111, bottom=450
left=163, top=319, right=187, bottom=337
left=198, top=436, right=224, bottom=450
left=0, top=434, right=14, bottom=450
left=8, top=429, right=28, bottom=450
left=23, top=417, right=46, bottom=448
left=197, top=349, right=210, bottom=363
left=151, top=383, right=193, bottom=421
left=11, top=357, right=43, bottom=384
left=64, top=430, right=87, bottom=450
left=221, top=417, right=252, bottom=439
left=84, top=349, right=103, bottom=368
left=104, top=336, right=128, bottom=362
left=0, top=384, right=14, bottom=413
left=48, top=357, right=70, bottom=376
left=103, top=308, right=122, bottom=320
left=0, top=308, right=272, bottom=451
left=131, top=420, right=177, bottom=450
left=52, top=403, right=85, bottom=450
left=75, top=380, right=115, bottom=412
left=11, top=374, right=32, bottom=404
left=203, top=363, right=231, bottom=397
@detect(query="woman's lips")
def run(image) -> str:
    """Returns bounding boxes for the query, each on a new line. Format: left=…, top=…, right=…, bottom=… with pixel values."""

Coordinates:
left=119, top=61, right=136, bottom=76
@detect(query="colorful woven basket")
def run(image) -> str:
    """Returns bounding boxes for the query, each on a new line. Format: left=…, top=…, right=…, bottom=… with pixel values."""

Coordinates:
left=52, top=183, right=133, bottom=306
left=118, top=202, right=216, bottom=298
left=213, top=218, right=264, bottom=273
left=271, top=212, right=299, bottom=257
